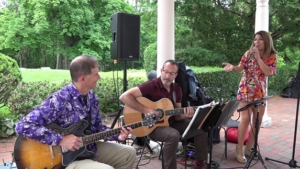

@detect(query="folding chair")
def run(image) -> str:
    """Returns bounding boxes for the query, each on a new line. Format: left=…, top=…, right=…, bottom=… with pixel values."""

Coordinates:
left=220, top=119, right=240, bottom=159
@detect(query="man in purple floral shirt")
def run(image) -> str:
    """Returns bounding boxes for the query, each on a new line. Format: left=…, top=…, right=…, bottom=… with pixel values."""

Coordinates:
left=15, top=54, right=136, bottom=169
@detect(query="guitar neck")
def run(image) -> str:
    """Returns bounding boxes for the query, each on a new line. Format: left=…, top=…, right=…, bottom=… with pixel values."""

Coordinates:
left=165, top=106, right=198, bottom=116
left=82, top=122, right=142, bottom=146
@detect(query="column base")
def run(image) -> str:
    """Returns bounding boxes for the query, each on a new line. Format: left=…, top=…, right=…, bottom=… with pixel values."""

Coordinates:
left=261, top=115, right=272, bottom=128
left=149, top=140, right=161, bottom=153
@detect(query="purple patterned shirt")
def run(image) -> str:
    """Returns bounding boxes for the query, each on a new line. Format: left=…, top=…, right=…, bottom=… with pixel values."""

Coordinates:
left=15, top=83, right=118, bottom=158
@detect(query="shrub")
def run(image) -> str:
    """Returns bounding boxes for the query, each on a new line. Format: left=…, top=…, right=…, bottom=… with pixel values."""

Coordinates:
left=0, top=105, right=15, bottom=138
left=143, top=42, right=157, bottom=74
left=7, top=77, right=146, bottom=121
left=0, top=114, right=16, bottom=138
left=0, top=53, right=22, bottom=106
left=4, top=66, right=291, bottom=137
left=8, top=81, right=69, bottom=118
left=94, top=77, right=146, bottom=114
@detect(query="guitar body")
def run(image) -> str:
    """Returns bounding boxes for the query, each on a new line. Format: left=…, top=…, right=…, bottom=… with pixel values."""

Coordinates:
left=13, top=115, right=157, bottom=169
left=14, top=120, right=94, bottom=169
left=14, top=136, right=64, bottom=169
left=123, top=97, right=174, bottom=137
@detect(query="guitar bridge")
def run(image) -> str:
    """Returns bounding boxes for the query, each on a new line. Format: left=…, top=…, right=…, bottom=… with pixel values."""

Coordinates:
left=49, top=145, right=55, bottom=158
left=61, top=147, right=68, bottom=153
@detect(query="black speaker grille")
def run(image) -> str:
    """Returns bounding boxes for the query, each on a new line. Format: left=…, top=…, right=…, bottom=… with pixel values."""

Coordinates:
left=110, top=13, right=140, bottom=61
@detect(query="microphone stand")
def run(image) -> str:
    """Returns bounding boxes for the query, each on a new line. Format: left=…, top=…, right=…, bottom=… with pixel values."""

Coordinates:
left=237, top=96, right=273, bottom=169
left=243, top=101, right=267, bottom=169
left=265, top=78, right=300, bottom=168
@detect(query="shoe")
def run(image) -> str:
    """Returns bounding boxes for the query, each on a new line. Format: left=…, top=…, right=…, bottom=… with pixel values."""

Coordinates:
left=244, top=146, right=258, bottom=160
left=235, top=145, right=247, bottom=163
left=244, top=146, right=251, bottom=156
left=193, top=160, right=206, bottom=169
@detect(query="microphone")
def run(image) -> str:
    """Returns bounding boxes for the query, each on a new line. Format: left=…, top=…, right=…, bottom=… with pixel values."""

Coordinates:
left=248, top=52, right=254, bottom=59
left=246, top=53, right=253, bottom=63
left=247, top=45, right=257, bottom=62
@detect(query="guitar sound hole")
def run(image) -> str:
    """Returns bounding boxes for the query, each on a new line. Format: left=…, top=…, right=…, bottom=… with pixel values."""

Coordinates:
left=156, top=109, right=164, bottom=119
left=141, top=109, right=164, bottom=121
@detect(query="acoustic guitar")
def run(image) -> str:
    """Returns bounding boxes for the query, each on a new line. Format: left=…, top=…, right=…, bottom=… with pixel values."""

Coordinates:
left=123, top=97, right=200, bottom=137
left=14, top=115, right=157, bottom=169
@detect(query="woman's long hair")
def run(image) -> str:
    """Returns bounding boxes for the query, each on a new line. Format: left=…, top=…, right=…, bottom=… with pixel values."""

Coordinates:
left=249, top=30, right=277, bottom=58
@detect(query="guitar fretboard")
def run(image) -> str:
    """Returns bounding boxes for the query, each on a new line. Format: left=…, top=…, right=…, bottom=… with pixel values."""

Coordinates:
left=165, top=106, right=198, bottom=116
left=82, top=122, right=142, bottom=145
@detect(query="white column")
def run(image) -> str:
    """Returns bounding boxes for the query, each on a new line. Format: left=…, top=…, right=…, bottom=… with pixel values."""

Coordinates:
left=147, top=0, right=175, bottom=152
left=255, top=0, right=272, bottom=127
left=255, top=0, right=269, bottom=33
left=157, top=0, right=174, bottom=77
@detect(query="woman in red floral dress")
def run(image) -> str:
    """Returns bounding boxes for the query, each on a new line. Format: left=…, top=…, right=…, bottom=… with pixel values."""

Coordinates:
left=222, top=30, right=277, bottom=163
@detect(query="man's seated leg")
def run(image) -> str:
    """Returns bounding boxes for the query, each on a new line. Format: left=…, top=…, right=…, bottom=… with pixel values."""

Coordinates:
left=95, top=141, right=136, bottom=169
left=194, top=132, right=208, bottom=169
left=66, top=159, right=113, bottom=169
left=170, top=119, right=207, bottom=169
left=149, top=126, right=181, bottom=169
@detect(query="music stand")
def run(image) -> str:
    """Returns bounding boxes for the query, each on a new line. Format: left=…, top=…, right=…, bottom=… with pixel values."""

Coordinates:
left=237, top=96, right=273, bottom=169
left=182, top=103, right=214, bottom=139
left=201, top=100, right=240, bottom=169
left=180, top=103, right=215, bottom=169
left=214, top=100, right=241, bottom=127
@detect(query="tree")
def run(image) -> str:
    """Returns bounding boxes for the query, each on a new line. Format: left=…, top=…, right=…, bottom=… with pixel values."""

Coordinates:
left=0, top=0, right=135, bottom=69
left=1, top=0, right=300, bottom=69
left=175, top=0, right=300, bottom=66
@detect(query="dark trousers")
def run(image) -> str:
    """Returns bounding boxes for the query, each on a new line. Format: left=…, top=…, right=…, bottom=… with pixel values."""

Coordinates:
left=149, top=119, right=207, bottom=169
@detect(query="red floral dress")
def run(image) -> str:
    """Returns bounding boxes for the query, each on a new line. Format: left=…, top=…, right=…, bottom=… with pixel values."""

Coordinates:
left=237, top=54, right=277, bottom=103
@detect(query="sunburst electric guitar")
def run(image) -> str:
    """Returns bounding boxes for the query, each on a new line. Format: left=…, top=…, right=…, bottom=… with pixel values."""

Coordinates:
left=124, top=97, right=203, bottom=137
left=14, top=115, right=157, bottom=169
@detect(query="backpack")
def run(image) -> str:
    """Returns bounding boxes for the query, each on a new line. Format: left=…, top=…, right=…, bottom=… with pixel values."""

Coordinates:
left=175, top=62, right=213, bottom=107
left=175, top=62, right=220, bottom=143
left=281, top=62, right=300, bottom=99
left=281, top=77, right=299, bottom=98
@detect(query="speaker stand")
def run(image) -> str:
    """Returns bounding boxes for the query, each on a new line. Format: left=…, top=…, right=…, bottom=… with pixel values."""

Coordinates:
left=123, top=60, right=128, bottom=92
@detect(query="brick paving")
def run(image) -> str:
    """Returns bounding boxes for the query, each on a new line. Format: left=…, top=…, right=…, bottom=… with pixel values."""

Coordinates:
left=0, top=137, right=15, bottom=167
left=1, top=96, right=300, bottom=169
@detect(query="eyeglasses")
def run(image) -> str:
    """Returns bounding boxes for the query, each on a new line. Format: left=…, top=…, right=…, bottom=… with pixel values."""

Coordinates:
left=162, top=69, right=177, bottom=76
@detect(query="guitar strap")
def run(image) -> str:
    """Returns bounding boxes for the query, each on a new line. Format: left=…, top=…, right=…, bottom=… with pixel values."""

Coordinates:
left=87, top=109, right=92, bottom=132
left=83, top=95, right=92, bottom=134
left=173, top=91, right=176, bottom=104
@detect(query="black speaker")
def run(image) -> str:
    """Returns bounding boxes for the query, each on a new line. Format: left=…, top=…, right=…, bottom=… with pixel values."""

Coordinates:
left=110, top=12, right=140, bottom=61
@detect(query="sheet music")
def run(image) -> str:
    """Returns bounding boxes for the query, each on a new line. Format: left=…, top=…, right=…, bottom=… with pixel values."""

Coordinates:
left=215, top=100, right=240, bottom=127
left=197, top=106, right=215, bottom=130
left=182, top=102, right=214, bottom=139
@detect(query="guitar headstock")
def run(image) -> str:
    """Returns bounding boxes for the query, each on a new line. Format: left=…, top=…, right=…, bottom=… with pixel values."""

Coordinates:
left=142, top=114, right=158, bottom=127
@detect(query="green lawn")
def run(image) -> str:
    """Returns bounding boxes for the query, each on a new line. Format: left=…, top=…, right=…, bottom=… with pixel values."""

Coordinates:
left=20, top=68, right=147, bottom=82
